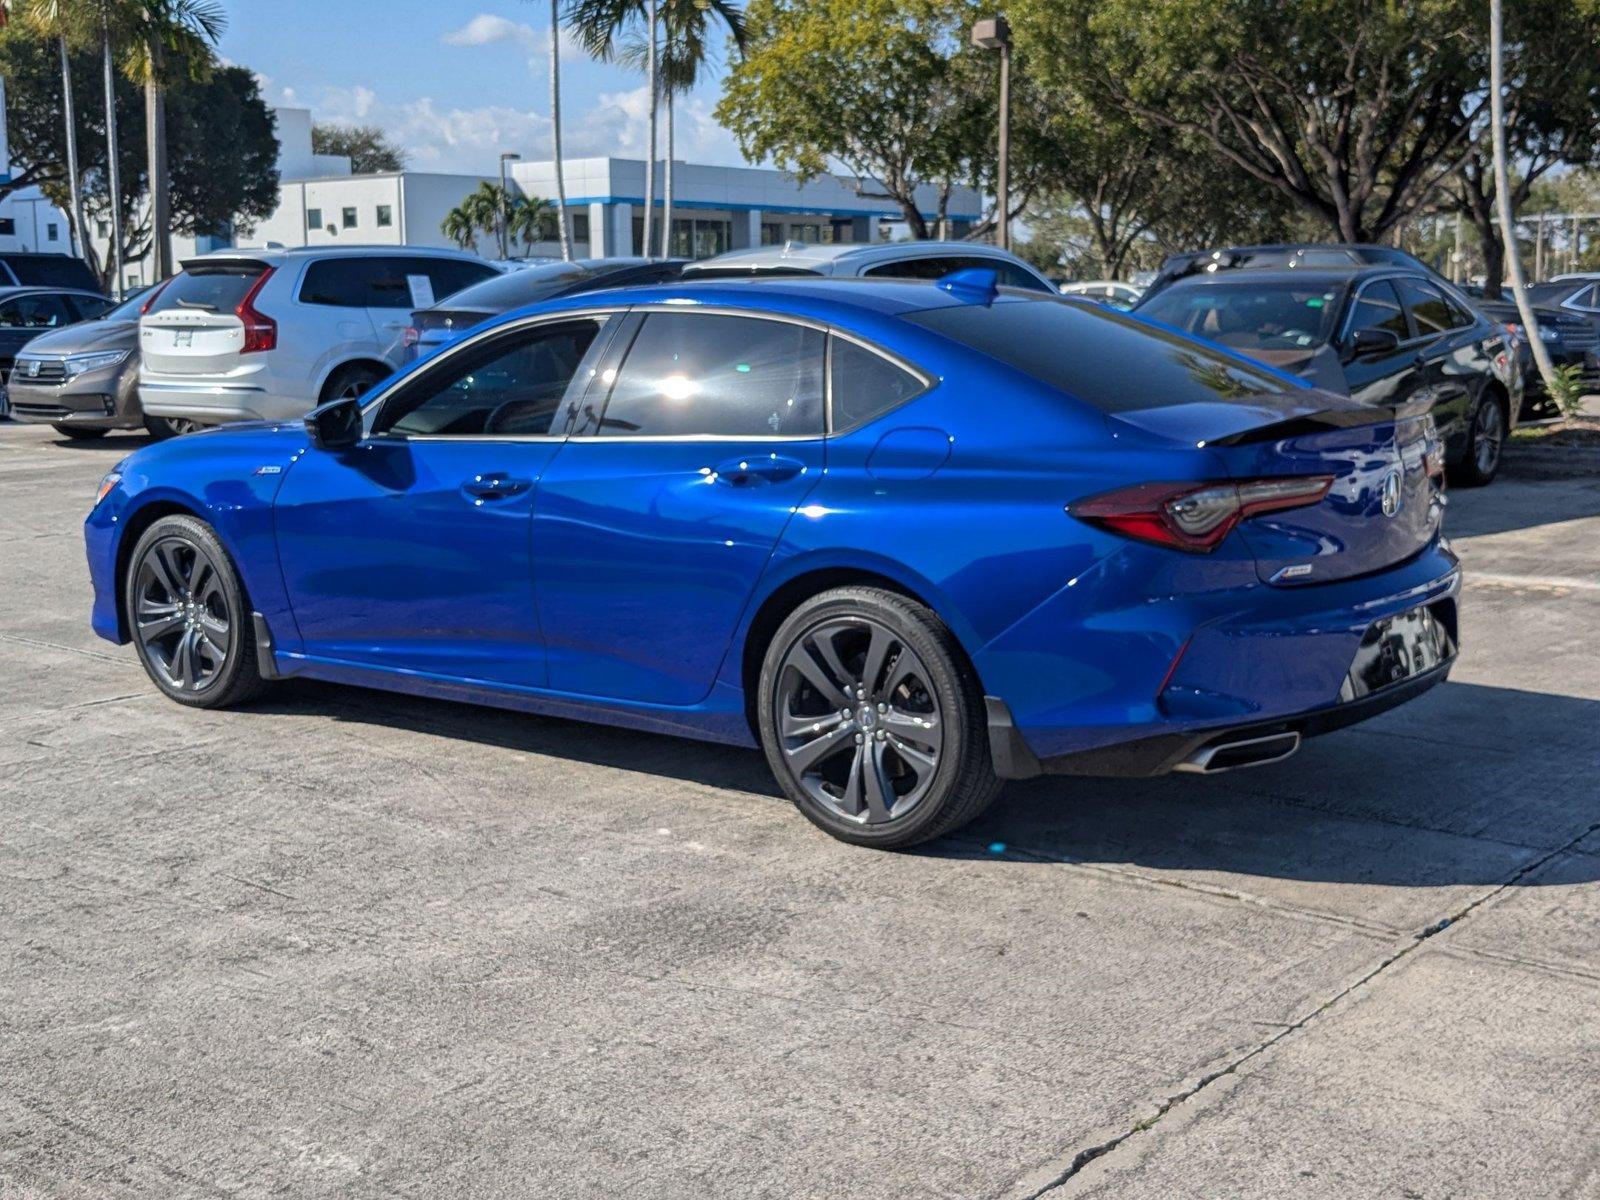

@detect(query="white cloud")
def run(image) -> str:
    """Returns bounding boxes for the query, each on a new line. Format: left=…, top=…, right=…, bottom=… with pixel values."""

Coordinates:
left=441, top=14, right=539, bottom=52
left=300, top=81, right=747, bottom=174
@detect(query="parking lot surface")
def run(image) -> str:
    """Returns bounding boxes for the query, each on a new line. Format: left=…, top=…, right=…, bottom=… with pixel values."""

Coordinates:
left=2, top=420, right=1598, bottom=1199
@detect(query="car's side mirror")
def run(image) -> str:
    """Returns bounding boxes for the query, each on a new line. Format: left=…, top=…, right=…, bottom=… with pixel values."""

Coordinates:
left=304, top=395, right=364, bottom=451
left=1346, top=327, right=1401, bottom=358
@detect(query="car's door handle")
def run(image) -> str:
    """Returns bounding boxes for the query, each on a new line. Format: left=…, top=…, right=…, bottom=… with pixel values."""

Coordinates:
left=711, top=454, right=808, bottom=487
left=461, top=473, right=533, bottom=502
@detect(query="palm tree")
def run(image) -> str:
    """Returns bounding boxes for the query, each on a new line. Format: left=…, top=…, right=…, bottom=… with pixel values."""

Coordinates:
left=544, top=0, right=572, bottom=261
left=17, top=2, right=90, bottom=264
left=568, top=0, right=744, bottom=259
left=442, top=183, right=551, bottom=253
left=113, top=0, right=226, bottom=282
left=508, top=194, right=558, bottom=253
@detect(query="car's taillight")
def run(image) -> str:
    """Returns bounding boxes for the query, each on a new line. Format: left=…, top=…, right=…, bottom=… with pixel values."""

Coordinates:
left=236, top=267, right=277, bottom=353
left=139, top=276, right=173, bottom=314
left=402, top=325, right=420, bottom=348
left=1070, top=476, right=1334, bottom=553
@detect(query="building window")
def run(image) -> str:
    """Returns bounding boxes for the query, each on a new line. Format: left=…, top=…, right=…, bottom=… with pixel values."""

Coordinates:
left=306, top=207, right=322, bottom=229
left=342, top=207, right=357, bottom=229
left=376, top=205, right=393, bottom=227
left=47, top=223, right=59, bottom=242
left=571, top=213, right=590, bottom=242
left=0, top=218, right=15, bottom=236
left=761, top=221, right=783, bottom=246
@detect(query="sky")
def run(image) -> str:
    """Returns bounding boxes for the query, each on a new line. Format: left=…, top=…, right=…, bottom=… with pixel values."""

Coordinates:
left=219, top=0, right=748, bottom=175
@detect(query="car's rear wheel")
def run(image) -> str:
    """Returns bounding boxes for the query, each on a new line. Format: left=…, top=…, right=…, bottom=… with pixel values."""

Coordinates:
left=320, top=363, right=384, bottom=403
left=1453, top=394, right=1505, bottom=487
left=124, top=515, right=268, bottom=708
left=53, top=425, right=107, bottom=440
left=143, top=415, right=204, bottom=441
left=758, top=586, right=1001, bottom=848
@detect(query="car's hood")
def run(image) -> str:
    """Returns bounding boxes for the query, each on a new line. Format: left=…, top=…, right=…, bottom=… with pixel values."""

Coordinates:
left=17, top=319, right=138, bottom=355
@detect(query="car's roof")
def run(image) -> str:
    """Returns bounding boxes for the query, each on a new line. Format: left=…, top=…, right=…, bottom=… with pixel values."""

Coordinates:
left=187, top=244, right=491, bottom=267
left=1152, top=266, right=1412, bottom=289
left=0, top=284, right=103, bottom=298
left=686, top=240, right=1027, bottom=271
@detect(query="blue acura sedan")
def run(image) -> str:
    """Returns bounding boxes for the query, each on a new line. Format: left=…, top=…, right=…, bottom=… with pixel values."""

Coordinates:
left=85, top=272, right=1459, bottom=847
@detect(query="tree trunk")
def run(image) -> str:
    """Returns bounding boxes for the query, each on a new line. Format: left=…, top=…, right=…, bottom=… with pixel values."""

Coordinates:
left=146, top=72, right=171, bottom=281
left=102, top=25, right=124, bottom=296
left=1480, top=220, right=1506, bottom=299
left=59, top=37, right=90, bottom=266
left=664, top=90, right=675, bottom=258
left=642, top=0, right=657, bottom=259
left=550, top=0, right=571, bottom=262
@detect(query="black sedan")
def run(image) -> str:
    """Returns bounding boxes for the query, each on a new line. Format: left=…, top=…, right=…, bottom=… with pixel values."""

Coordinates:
left=1468, top=295, right=1599, bottom=418
left=1134, top=266, right=1522, bottom=485
left=404, top=257, right=688, bottom=361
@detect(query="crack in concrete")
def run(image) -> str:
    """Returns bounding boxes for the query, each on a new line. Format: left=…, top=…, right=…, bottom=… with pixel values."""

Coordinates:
left=1011, top=816, right=1600, bottom=1198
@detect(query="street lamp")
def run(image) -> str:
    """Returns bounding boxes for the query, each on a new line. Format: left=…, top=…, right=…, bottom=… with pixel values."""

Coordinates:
left=498, top=151, right=522, bottom=259
left=971, top=16, right=1012, bottom=251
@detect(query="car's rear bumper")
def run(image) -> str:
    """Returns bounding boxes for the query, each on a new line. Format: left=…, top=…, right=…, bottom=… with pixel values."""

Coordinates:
left=976, top=538, right=1462, bottom=776
left=139, top=380, right=309, bottom=424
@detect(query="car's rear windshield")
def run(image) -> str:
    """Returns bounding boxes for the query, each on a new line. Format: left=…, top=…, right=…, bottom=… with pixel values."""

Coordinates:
left=145, top=263, right=267, bottom=315
left=429, top=261, right=593, bottom=312
left=904, top=295, right=1294, bottom=413
left=680, top=266, right=822, bottom=279
left=1135, top=281, right=1340, bottom=353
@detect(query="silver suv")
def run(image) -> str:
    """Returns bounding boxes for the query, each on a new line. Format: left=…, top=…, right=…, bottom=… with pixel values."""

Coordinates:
left=139, top=246, right=499, bottom=425
left=681, top=240, right=1059, bottom=291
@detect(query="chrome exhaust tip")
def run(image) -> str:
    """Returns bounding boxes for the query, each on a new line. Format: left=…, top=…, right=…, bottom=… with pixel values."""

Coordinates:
left=1174, top=730, right=1301, bottom=774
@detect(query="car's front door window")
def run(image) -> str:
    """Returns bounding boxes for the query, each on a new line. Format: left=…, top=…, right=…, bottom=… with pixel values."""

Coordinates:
left=1396, top=278, right=1453, bottom=340
left=375, top=318, right=608, bottom=438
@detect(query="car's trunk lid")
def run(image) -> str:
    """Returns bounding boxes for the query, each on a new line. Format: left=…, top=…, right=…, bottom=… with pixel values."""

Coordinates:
left=1113, top=389, right=1442, bottom=585
left=139, top=260, right=268, bottom=376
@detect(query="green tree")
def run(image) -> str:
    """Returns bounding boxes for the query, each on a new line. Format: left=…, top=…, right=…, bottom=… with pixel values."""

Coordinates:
left=312, top=122, right=408, bottom=173
left=717, top=0, right=990, bottom=239
left=1012, top=0, right=1493, bottom=243
left=440, top=182, right=552, bottom=253
left=0, top=30, right=278, bottom=289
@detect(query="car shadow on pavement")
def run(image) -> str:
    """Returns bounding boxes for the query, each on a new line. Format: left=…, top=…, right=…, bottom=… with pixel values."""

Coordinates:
left=254, top=678, right=1600, bottom=890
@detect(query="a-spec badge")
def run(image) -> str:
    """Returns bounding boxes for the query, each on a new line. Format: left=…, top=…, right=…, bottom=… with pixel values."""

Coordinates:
left=254, top=465, right=282, bottom=475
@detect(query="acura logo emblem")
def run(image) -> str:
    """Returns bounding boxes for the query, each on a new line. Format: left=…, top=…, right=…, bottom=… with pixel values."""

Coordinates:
left=1381, top=469, right=1403, bottom=518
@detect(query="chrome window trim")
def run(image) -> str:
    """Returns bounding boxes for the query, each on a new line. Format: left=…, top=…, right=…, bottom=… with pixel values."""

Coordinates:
left=1338, top=273, right=1451, bottom=350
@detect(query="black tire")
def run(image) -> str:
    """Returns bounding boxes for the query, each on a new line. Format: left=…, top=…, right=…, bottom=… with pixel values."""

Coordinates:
left=52, top=425, right=108, bottom=440
left=757, top=586, right=1002, bottom=849
left=319, top=362, right=384, bottom=403
left=124, top=514, right=269, bottom=709
left=1451, top=393, right=1505, bottom=487
left=143, top=414, right=205, bottom=441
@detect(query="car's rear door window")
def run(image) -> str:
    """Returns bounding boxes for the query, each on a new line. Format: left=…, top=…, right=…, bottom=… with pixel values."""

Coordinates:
left=146, top=264, right=267, bottom=314
left=0, top=293, right=73, bottom=328
left=594, top=312, right=824, bottom=437
left=1396, top=277, right=1453, bottom=338
left=829, top=336, right=927, bottom=431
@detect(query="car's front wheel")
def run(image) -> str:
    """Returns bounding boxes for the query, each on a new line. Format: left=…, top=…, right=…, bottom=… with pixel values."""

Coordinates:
left=1453, top=394, right=1505, bottom=487
left=124, top=515, right=269, bottom=708
left=758, top=586, right=1001, bottom=848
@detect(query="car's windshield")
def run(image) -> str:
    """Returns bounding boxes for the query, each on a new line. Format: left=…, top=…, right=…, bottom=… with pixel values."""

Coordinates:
left=1137, top=282, right=1340, bottom=352
left=426, top=261, right=592, bottom=312
left=100, top=293, right=146, bottom=322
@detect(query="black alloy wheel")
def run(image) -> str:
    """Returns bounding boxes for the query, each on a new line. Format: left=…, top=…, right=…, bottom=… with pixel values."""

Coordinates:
left=125, top=515, right=268, bottom=708
left=759, top=587, right=1001, bottom=848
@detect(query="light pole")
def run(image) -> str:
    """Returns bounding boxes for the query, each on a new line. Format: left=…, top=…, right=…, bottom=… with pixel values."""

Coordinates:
left=971, top=17, right=1011, bottom=251
left=498, top=151, right=521, bottom=259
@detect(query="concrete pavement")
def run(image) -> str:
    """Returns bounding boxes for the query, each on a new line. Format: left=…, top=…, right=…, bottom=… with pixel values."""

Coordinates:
left=1, top=421, right=1597, bottom=1199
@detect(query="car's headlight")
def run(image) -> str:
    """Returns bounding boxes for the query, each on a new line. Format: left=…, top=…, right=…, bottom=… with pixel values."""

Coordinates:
left=94, top=471, right=122, bottom=507
left=64, top=350, right=129, bottom=379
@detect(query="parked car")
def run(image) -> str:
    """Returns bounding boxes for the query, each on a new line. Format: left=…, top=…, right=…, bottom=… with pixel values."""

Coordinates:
left=406, top=257, right=688, bottom=361
left=0, top=286, right=116, bottom=419
left=6, top=292, right=198, bottom=440
left=681, top=240, right=1059, bottom=291
left=1060, top=279, right=1143, bottom=307
left=0, top=251, right=101, bottom=292
left=1134, top=266, right=1520, bottom=484
left=137, top=246, right=499, bottom=426
left=1469, top=295, right=1599, bottom=418
left=1143, top=242, right=1437, bottom=302
left=1522, top=276, right=1600, bottom=336
left=88, top=273, right=1459, bottom=849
